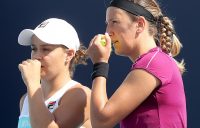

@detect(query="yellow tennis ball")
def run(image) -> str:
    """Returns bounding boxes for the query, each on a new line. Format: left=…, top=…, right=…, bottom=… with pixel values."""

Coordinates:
left=100, top=39, right=106, bottom=46
left=100, top=35, right=106, bottom=46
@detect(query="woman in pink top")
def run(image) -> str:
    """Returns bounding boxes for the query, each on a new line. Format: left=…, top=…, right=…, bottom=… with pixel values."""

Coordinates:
left=87, top=0, right=187, bottom=127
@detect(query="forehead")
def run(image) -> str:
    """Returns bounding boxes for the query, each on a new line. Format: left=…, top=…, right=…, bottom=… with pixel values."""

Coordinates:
left=31, top=35, right=56, bottom=47
left=31, top=35, right=66, bottom=49
left=106, top=7, right=128, bottom=20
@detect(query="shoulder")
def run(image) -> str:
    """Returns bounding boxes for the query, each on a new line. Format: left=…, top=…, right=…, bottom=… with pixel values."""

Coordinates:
left=72, top=80, right=91, bottom=96
left=49, top=81, right=91, bottom=127
left=56, top=83, right=91, bottom=126
left=60, top=82, right=91, bottom=105
left=135, top=48, right=171, bottom=68
left=74, top=83, right=91, bottom=95
left=71, top=83, right=91, bottom=102
left=133, top=48, right=174, bottom=84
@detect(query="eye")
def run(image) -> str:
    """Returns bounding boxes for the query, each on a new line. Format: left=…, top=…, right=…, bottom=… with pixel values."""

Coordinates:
left=31, top=47, right=37, bottom=51
left=106, top=19, right=119, bottom=25
left=42, top=48, right=51, bottom=51
left=112, top=20, right=118, bottom=24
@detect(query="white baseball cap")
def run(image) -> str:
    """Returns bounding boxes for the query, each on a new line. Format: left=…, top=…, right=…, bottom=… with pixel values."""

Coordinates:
left=18, top=18, right=80, bottom=52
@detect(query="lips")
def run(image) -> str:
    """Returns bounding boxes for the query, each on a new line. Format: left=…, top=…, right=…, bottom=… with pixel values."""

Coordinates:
left=112, top=40, right=119, bottom=47
left=112, top=40, right=117, bottom=44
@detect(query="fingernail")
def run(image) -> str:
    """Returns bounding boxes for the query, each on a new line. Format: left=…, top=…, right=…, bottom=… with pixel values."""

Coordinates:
left=105, top=32, right=109, bottom=36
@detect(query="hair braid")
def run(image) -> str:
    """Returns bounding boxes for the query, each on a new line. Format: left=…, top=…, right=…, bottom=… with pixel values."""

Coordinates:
left=126, top=0, right=186, bottom=74
left=159, top=16, right=174, bottom=53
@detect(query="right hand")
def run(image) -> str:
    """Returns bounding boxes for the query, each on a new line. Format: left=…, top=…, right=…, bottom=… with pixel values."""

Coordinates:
left=87, top=33, right=112, bottom=64
left=18, top=59, right=41, bottom=88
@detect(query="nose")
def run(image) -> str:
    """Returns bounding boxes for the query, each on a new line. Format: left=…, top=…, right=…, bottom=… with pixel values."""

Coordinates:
left=31, top=51, right=42, bottom=60
left=106, top=25, right=114, bottom=37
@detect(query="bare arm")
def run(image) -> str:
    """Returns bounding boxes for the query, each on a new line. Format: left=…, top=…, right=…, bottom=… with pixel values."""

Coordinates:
left=19, top=59, right=56, bottom=128
left=82, top=119, right=92, bottom=128
left=18, top=59, right=91, bottom=128
left=81, top=86, right=92, bottom=128
left=90, top=69, right=160, bottom=128
left=27, top=87, right=58, bottom=128
left=87, top=34, right=160, bottom=127
left=25, top=82, right=91, bottom=128
left=52, top=85, right=91, bottom=128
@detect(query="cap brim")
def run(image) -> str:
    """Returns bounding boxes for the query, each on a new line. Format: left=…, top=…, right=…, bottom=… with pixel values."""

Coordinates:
left=18, top=29, right=34, bottom=46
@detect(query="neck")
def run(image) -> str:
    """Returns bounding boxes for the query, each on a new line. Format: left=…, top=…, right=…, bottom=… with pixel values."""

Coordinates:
left=129, top=35, right=157, bottom=62
left=41, top=72, right=71, bottom=100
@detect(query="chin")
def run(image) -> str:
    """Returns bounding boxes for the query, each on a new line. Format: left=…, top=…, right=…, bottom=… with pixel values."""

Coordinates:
left=114, top=48, right=121, bottom=55
left=115, top=50, right=126, bottom=57
left=40, top=71, right=47, bottom=77
left=114, top=51, right=120, bottom=55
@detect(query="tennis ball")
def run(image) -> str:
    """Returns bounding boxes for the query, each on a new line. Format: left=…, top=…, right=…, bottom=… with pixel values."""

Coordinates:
left=100, top=39, right=106, bottom=46
left=100, top=35, right=106, bottom=46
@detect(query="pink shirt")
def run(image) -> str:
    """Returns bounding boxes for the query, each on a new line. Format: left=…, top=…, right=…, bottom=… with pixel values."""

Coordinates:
left=120, top=47, right=187, bottom=128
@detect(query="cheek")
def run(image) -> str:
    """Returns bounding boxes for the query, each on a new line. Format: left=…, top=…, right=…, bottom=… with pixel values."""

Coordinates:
left=31, top=53, right=36, bottom=59
left=46, top=55, right=66, bottom=69
left=113, top=42, right=122, bottom=51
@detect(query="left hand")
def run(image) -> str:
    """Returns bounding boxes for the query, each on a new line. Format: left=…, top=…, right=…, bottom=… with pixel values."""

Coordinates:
left=87, top=33, right=112, bottom=64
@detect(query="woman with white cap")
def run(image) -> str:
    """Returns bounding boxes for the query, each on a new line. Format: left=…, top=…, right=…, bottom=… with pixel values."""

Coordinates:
left=17, top=18, right=91, bottom=128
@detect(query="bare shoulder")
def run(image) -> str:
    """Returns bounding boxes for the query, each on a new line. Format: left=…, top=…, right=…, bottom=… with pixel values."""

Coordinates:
left=58, top=82, right=91, bottom=108
left=55, top=83, right=91, bottom=127
left=64, top=83, right=91, bottom=104
left=73, top=83, right=91, bottom=96
left=71, top=83, right=91, bottom=127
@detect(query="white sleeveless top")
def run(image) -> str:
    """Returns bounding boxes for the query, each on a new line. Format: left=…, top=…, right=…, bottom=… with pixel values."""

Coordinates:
left=18, top=80, right=85, bottom=128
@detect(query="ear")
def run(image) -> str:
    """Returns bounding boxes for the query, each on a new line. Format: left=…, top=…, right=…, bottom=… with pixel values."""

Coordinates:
left=65, top=49, right=75, bottom=63
left=136, top=16, right=146, bottom=33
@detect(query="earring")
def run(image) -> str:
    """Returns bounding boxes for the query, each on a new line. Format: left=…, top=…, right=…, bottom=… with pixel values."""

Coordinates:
left=64, top=58, right=67, bottom=64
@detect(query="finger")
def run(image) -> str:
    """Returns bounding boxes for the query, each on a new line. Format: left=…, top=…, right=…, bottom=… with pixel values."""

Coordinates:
left=27, top=59, right=31, bottom=61
left=32, top=59, right=39, bottom=63
left=86, top=35, right=99, bottom=55
left=18, top=64, right=23, bottom=72
left=27, top=59, right=36, bottom=64
left=89, top=35, right=98, bottom=47
left=21, top=60, right=29, bottom=65
left=92, top=34, right=103, bottom=47
left=34, top=59, right=41, bottom=65
left=105, top=32, right=112, bottom=47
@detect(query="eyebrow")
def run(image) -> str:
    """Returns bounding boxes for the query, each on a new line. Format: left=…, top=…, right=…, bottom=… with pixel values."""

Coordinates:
left=31, top=44, right=54, bottom=47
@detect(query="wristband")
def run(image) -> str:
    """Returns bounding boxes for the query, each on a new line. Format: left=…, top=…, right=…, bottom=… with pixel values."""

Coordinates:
left=91, top=62, right=109, bottom=80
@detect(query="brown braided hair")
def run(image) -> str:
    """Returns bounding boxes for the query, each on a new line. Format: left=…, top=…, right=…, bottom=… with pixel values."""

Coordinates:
left=127, top=0, right=185, bottom=74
